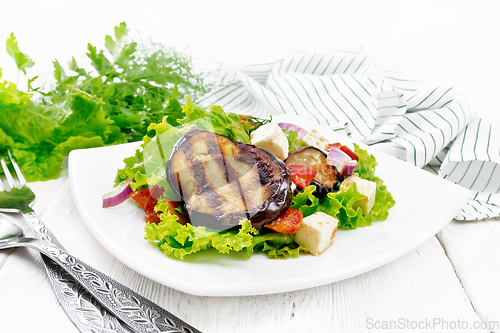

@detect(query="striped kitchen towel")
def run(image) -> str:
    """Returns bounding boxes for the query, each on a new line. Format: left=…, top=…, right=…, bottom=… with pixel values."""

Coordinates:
left=199, top=50, right=500, bottom=221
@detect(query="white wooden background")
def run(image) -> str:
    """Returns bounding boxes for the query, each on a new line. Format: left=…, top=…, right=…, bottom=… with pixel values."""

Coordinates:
left=1, top=1, right=500, bottom=332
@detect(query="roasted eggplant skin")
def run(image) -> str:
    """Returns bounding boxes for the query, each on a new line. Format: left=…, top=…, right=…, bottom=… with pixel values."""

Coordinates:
left=285, top=146, right=339, bottom=199
left=166, top=127, right=292, bottom=230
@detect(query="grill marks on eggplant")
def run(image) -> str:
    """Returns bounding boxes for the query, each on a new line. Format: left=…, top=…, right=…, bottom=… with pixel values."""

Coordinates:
left=166, top=128, right=292, bottom=229
left=206, top=133, right=253, bottom=214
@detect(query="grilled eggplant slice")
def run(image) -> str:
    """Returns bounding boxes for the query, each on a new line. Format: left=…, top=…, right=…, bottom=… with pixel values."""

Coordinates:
left=285, top=146, right=339, bottom=198
left=166, top=128, right=292, bottom=230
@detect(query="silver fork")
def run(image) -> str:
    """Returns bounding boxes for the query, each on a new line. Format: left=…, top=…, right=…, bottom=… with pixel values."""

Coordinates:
left=0, top=151, right=126, bottom=333
left=0, top=150, right=201, bottom=333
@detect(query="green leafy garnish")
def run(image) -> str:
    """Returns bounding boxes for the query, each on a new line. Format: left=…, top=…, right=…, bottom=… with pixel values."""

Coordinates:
left=1, top=23, right=212, bottom=182
left=6, top=33, right=35, bottom=75
left=117, top=97, right=256, bottom=196
left=282, top=128, right=304, bottom=152
left=144, top=214, right=258, bottom=260
left=46, top=22, right=211, bottom=141
left=178, top=97, right=251, bottom=144
left=144, top=211, right=306, bottom=260
left=246, top=232, right=307, bottom=259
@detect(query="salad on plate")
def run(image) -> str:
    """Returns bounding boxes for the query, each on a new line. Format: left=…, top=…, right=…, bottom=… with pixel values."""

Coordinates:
left=102, top=96, right=395, bottom=260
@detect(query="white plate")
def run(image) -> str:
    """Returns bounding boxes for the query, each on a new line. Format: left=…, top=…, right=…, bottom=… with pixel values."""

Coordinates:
left=68, top=115, right=471, bottom=297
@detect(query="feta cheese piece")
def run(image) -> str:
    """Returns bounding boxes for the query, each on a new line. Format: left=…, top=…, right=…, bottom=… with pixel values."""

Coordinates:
left=302, top=129, right=329, bottom=151
left=250, top=121, right=289, bottom=160
left=294, top=212, right=339, bottom=256
left=340, top=175, right=377, bottom=215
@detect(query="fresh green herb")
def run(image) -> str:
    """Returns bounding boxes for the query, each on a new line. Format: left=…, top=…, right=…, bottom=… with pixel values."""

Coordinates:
left=237, top=114, right=272, bottom=132
left=0, top=23, right=213, bottom=182
left=6, top=33, right=35, bottom=77
left=46, top=22, right=211, bottom=141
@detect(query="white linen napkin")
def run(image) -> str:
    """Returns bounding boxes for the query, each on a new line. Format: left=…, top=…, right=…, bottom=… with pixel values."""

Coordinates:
left=199, top=50, right=499, bottom=221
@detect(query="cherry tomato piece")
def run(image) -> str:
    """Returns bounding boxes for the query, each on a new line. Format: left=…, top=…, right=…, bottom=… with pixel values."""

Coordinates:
left=264, top=207, right=303, bottom=234
left=285, top=163, right=318, bottom=189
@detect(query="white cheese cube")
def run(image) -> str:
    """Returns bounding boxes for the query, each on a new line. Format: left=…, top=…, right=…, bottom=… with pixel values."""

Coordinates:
left=294, top=212, right=339, bottom=256
left=302, top=129, right=329, bottom=151
left=340, top=175, right=377, bottom=215
left=250, top=121, right=289, bottom=160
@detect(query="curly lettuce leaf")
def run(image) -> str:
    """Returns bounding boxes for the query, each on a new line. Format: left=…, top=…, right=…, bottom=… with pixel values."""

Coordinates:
left=325, top=183, right=370, bottom=229
left=246, top=232, right=307, bottom=259
left=115, top=112, right=185, bottom=192
left=119, top=98, right=253, bottom=197
left=144, top=209, right=306, bottom=260
left=145, top=215, right=259, bottom=260
left=114, top=148, right=147, bottom=190
left=353, top=143, right=377, bottom=180
left=178, top=97, right=251, bottom=144
left=291, top=185, right=323, bottom=217
left=144, top=213, right=210, bottom=260
left=352, top=143, right=396, bottom=223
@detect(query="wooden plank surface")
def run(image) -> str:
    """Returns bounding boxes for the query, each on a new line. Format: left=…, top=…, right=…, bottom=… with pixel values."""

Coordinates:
left=0, top=175, right=491, bottom=332
left=438, top=219, right=500, bottom=331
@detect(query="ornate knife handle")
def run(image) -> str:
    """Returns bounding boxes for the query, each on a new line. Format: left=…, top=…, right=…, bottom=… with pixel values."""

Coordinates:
left=24, top=212, right=201, bottom=333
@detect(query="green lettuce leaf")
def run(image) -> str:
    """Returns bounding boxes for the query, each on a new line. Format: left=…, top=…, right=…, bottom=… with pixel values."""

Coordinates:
left=353, top=143, right=377, bottom=180
left=282, top=128, right=303, bottom=152
left=121, top=98, right=254, bottom=198
left=291, top=185, right=322, bottom=217
left=114, top=148, right=146, bottom=188
left=144, top=205, right=307, bottom=260
left=178, top=97, right=251, bottom=144
left=246, top=232, right=307, bottom=259
left=144, top=214, right=258, bottom=260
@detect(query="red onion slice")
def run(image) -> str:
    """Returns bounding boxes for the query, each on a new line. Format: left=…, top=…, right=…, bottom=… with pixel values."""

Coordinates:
left=102, top=180, right=133, bottom=208
left=326, top=147, right=352, bottom=171
left=342, top=160, right=358, bottom=177
left=278, top=123, right=308, bottom=139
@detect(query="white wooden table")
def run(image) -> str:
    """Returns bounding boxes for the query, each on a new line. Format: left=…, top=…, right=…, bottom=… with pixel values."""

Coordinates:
left=1, top=1, right=500, bottom=332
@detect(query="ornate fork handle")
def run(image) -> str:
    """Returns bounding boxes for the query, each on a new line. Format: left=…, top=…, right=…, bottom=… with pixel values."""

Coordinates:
left=40, top=255, right=127, bottom=333
left=24, top=211, right=200, bottom=333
